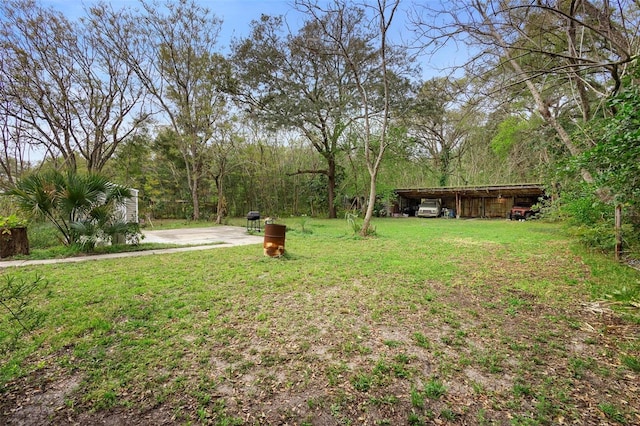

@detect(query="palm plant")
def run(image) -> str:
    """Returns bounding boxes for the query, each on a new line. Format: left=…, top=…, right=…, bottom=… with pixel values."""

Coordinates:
left=6, top=169, right=134, bottom=248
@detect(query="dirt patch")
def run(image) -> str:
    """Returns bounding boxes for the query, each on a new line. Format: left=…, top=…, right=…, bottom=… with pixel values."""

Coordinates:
left=1, top=371, right=82, bottom=426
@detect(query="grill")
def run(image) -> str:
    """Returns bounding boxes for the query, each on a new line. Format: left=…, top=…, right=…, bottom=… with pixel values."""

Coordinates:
left=246, top=211, right=261, bottom=231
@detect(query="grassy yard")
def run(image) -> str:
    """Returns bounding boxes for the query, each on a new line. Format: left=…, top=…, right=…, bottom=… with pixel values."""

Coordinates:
left=1, top=218, right=639, bottom=425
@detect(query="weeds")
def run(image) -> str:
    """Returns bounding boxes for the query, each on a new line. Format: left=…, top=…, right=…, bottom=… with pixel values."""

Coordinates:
left=423, top=377, right=446, bottom=399
left=345, top=211, right=376, bottom=237
left=351, top=372, right=373, bottom=392
left=370, top=395, right=398, bottom=406
left=621, top=355, right=640, bottom=372
left=412, top=332, right=430, bottom=349
left=440, top=408, right=456, bottom=421
left=512, top=380, right=532, bottom=397
left=297, top=215, right=312, bottom=234
left=345, top=212, right=361, bottom=235
left=410, top=387, right=424, bottom=408
left=568, top=356, right=595, bottom=378
left=0, top=274, right=49, bottom=344
left=598, top=402, right=627, bottom=424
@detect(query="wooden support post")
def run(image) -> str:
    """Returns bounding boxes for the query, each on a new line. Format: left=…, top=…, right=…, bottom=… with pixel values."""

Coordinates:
left=615, top=204, right=622, bottom=261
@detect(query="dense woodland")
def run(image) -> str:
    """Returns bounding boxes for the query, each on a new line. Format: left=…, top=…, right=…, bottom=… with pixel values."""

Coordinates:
left=1, top=0, right=639, bottom=248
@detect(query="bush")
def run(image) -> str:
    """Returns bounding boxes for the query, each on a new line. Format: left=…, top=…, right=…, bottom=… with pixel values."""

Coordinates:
left=0, top=215, right=28, bottom=229
left=6, top=169, right=141, bottom=251
left=0, top=274, right=49, bottom=351
left=569, top=223, right=618, bottom=253
left=562, top=192, right=612, bottom=227
left=549, top=185, right=640, bottom=257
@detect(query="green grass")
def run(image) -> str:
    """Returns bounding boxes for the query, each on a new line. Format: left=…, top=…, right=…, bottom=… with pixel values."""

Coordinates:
left=599, top=402, right=628, bottom=424
left=423, top=377, right=446, bottom=399
left=1, top=217, right=639, bottom=425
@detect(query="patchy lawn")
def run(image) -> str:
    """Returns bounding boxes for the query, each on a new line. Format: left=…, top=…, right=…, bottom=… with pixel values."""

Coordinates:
left=1, top=218, right=639, bottom=425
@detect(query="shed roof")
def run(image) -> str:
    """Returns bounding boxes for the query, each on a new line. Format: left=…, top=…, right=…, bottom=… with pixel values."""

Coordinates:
left=395, top=183, right=545, bottom=200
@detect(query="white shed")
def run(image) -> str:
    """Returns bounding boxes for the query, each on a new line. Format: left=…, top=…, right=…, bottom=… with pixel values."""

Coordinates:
left=116, top=189, right=139, bottom=223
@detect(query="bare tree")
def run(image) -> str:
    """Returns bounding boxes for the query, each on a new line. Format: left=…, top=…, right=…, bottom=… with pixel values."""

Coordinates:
left=412, top=0, right=640, bottom=185
left=119, top=0, right=229, bottom=220
left=402, top=77, right=477, bottom=187
left=210, top=118, right=243, bottom=224
left=0, top=93, right=31, bottom=186
left=298, top=0, right=403, bottom=233
left=0, top=0, right=149, bottom=172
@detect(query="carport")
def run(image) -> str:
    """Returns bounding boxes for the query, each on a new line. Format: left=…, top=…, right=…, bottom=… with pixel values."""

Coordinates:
left=395, top=184, right=545, bottom=218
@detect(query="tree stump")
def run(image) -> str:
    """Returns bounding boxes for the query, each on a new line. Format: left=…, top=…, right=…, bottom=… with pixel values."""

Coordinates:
left=0, top=227, right=30, bottom=258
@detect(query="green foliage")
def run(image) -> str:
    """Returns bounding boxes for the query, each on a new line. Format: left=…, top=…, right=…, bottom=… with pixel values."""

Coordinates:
left=345, top=211, right=362, bottom=235
left=578, top=69, right=640, bottom=207
left=6, top=169, right=139, bottom=250
left=566, top=65, right=640, bottom=266
left=0, top=215, right=28, bottom=229
left=544, top=183, right=640, bottom=255
left=557, top=192, right=617, bottom=252
left=410, top=386, right=425, bottom=408
left=27, top=221, right=61, bottom=249
left=296, top=215, right=312, bottom=234
left=490, top=116, right=529, bottom=158
left=571, top=223, right=621, bottom=253
left=412, top=332, right=430, bottom=349
left=598, top=402, right=627, bottom=424
left=440, top=408, right=456, bottom=421
left=560, top=189, right=613, bottom=226
left=621, top=355, right=640, bottom=372
left=423, top=377, right=446, bottom=399
left=0, top=274, right=49, bottom=350
left=351, top=372, right=373, bottom=392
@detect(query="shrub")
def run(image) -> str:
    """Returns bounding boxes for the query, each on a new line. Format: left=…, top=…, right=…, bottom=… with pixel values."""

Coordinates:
left=0, top=215, right=28, bottom=229
left=6, top=169, right=140, bottom=250
left=0, top=274, right=49, bottom=351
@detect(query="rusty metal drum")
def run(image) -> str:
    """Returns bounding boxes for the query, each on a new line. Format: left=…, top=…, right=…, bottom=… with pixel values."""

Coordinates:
left=263, top=223, right=286, bottom=257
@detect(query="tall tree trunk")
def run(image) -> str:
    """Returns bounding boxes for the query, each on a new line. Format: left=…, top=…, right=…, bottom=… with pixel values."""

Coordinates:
left=215, top=164, right=226, bottom=224
left=191, top=177, right=200, bottom=220
left=439, top=146, right=451, bottom=187
left=327, top=156, right=337, bottom=218
left=360, top=0, right=398, bottom=235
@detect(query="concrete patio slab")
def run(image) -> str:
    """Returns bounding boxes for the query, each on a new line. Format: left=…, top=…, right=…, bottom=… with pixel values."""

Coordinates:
left=0, top=226, right=263, bottom=268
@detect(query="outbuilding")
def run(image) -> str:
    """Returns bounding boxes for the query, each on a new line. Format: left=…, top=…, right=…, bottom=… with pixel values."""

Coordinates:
left=394, top=184, right=545, bottom=219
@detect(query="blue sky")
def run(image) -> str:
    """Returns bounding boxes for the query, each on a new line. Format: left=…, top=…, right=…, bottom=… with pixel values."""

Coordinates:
left=38, top=0, right=461, bottom=78
left=40, top=0, right=329, bottom=50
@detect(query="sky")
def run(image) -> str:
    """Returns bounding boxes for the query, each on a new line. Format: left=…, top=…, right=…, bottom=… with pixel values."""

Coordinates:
left=41, top=0, right=297, bottom=49
left=38, top=0, right=463, bottom=78
left=38, top=1, right=353, bottom=48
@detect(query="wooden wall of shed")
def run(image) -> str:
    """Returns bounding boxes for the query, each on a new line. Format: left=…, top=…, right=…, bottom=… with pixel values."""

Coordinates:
left=423, top=196, right=509, bottom=218
left=460, top=197, right=511, bottom=218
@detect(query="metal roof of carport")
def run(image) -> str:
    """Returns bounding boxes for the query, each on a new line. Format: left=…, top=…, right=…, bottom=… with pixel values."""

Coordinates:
left=395, top=183, right=545, bottom=200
